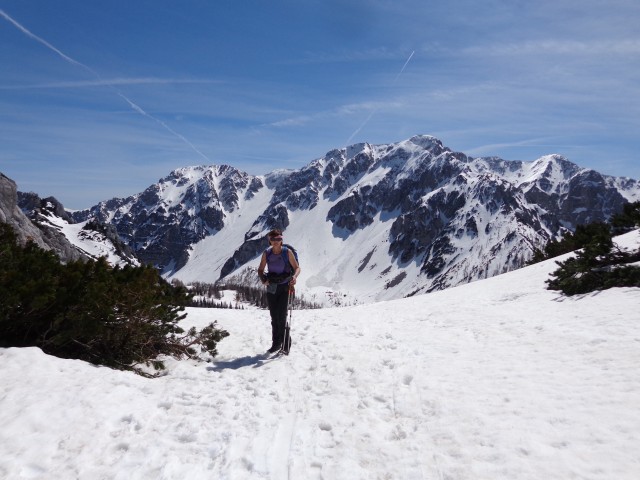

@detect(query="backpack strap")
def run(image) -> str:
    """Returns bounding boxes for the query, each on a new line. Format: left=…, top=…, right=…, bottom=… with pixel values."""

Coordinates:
left=281, top=246, right=292, bottom=273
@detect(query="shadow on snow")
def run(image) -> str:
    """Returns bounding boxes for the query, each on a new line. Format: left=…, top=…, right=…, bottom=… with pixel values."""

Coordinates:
left=208, top=353, right=276, bottom=371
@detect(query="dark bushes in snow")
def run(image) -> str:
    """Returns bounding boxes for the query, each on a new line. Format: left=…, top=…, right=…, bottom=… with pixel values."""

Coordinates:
left=542, top=202, right=640, bottom=296
left=0, top=223, right=228, bottom=376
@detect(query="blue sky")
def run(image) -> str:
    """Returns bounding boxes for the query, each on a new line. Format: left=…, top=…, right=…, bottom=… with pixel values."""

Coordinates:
left=1, top=0, right=639, bottom=209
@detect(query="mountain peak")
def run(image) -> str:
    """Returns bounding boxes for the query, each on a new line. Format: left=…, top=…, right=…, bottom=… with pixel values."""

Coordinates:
left=166, top=164, right=249, bottom=182
left=60, top=133, right=640, bottom=302
left=407, top=134, right=444, bottom=150
left=525, top=154, right=583, bottom=187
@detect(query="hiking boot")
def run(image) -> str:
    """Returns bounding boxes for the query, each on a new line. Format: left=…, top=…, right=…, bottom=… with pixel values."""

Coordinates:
left=267, top=343, right=282, bottom=354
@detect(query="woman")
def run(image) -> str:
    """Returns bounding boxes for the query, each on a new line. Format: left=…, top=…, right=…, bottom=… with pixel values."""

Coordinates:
left=257, top=229, right=301, bottom=353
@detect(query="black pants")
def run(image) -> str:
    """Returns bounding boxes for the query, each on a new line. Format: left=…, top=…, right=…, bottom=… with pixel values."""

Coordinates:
left=267, top=283, right=290, bottom=346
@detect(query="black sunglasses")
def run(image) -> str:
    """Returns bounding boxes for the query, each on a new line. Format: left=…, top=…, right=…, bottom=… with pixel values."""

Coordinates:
left=269, top=237, right=283, bottom=242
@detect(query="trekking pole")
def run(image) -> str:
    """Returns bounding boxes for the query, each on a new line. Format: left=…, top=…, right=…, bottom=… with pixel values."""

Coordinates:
left=281, top=284, right=294, bottom=355
left=288, top=284, right=294, bottom=326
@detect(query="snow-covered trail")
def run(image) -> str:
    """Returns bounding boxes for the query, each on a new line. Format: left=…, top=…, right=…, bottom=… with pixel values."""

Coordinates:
left=2, top=234, right=640, bottom=479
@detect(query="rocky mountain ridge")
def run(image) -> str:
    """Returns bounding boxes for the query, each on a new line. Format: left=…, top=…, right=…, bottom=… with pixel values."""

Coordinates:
left=1, top=173, right=87, bottom=263
left=0, top=173, right=137, bottom=266
left=66, top=135, right=639, bottom=303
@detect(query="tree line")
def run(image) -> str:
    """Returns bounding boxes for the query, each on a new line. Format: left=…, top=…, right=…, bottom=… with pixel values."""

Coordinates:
left=175, top=279, right=322, bottom=310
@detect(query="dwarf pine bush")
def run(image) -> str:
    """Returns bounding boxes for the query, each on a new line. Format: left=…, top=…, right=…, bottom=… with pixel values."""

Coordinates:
left=0, top=223, right=228, bottom=376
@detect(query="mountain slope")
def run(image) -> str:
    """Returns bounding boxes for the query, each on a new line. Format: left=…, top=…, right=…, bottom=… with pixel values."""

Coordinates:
left=15, top=189, right=139, bottom=266
left=1, top=173, right=87, bottom=263
left=1, top=230, right=639, bottom=479
left=72, top=165, right=265, bottom=272
left=71, top=135, right=640, bottom=304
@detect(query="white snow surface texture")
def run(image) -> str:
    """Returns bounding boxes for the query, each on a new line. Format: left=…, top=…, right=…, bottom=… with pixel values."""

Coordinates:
left=1, top=231, right=639, bottom=480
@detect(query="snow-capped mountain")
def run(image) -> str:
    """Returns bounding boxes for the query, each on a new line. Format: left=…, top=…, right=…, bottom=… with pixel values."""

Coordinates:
left=71, top=165, right=264, bottom=273
left=71, top=135, right=640, bottom=303
left=14, top=190, right=138, bottom=266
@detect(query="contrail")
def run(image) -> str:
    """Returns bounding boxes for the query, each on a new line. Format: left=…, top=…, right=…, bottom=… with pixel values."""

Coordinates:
left=117, top=93, right=210, bottom=161
left=0, top=9, right=211, bottom=162
left=0, top=9, right=86, bottom=70
left=346, top=50, right=415, bottom=145
left=395, top=50, right=415, bottom=81
left=346, top=110, right=376, bottom=146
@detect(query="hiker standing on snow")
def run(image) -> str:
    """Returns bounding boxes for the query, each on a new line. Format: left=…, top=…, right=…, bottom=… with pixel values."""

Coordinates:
left=258, top=229, right=300, bottom=353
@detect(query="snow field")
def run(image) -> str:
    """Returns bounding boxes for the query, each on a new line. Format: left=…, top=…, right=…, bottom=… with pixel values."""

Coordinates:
left=1, top=232, right=640, bottom=479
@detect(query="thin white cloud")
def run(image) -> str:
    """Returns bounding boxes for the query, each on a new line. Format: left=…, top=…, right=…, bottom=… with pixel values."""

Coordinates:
left=267, top=116, right=313, bottom=128
left=463, top=39, right=640, bottom=57
left=0, top=77, right=219, bottom=90
left=294, top=46, right=408, bottom=64
left=263, top=100, right=400, bottom=129
left=466, top=137, right=580, bottom=157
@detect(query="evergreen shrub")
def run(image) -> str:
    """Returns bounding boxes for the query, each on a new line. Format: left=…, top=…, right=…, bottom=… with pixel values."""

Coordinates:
left=544, top=204, right=640, bottom=296
left=0, top=223, right=229, bottom=376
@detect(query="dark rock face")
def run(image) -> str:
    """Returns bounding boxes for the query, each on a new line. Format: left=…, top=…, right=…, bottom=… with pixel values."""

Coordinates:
left=1, top=173, right=86, bottom=263
left=327, top=189, right=378, bottom=234
left=19, top=193, right=76, bottom=224
left=559, top=170, right=627, bottom=226
left=244, top=203, right=290, bottom=245
left=219, top=237, right=267, bottom=279
left=520, top=157, right=631, bottom=231
left=0, top=173, right=87, bottom=263
left=389, top=189, right=467, bottom=265
left=1, top=173, right=50, bottom=250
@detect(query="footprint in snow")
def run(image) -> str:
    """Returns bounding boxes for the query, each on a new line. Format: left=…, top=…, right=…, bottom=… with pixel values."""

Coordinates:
left=114, top=442, right=129, bottom=452
left=319, top=422, right=332, bottom=431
